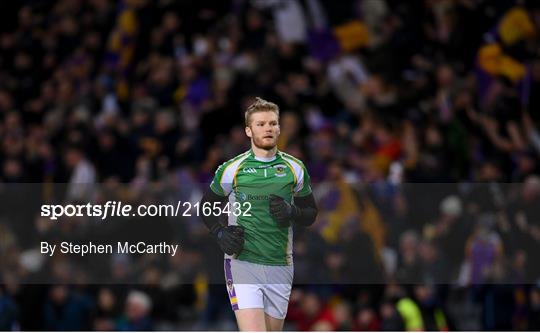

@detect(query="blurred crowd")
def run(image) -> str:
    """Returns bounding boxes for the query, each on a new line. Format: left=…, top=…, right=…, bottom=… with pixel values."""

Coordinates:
left=1, top=0, right=540, bottom=330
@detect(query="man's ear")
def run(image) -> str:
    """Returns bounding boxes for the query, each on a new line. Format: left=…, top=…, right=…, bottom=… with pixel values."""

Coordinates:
left=245, top=126, right=252, bottom=138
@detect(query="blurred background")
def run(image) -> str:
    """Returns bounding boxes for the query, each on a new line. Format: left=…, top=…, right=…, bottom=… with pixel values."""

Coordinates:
left=1, top=0, right=540, bottom=330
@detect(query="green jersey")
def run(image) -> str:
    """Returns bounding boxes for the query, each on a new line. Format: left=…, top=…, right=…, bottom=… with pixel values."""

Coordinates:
left=210, top=150, right=312, bottom=265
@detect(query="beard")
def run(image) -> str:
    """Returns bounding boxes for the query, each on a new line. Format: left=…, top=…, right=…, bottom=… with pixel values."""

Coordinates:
left=252, top=135, right=277, bottom=150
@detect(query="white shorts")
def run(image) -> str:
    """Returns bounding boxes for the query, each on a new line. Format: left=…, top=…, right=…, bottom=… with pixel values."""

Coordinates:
left=224, top=258, right=293, bottom=319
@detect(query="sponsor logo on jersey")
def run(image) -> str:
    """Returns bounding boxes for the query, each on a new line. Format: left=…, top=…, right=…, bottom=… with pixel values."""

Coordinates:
left=242, top=167, right=257, bottom=174
left=273, top=164, right=287, bottom=177
left=248, top=194, right=269, bottom=200
left=236, top=192, right=269, bottom=201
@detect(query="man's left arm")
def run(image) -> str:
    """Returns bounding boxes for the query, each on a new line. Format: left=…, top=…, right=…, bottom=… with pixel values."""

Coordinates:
left=291, top=193, right=318, bottom=226
left=268, top=192, right=318, bottom=227
left=269, top=163, right=318, bottom=227
left=293, top=163, right=317, bottom=226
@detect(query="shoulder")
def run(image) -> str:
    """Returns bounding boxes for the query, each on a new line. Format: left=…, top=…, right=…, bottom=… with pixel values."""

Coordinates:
left=211, top=151, right=251, bottom=194
left=215, top=151, right=251, bottom=174
left=279, top=151, right=307, bottom=169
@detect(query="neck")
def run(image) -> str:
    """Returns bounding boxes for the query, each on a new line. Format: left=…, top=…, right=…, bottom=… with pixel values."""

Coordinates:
left=251, top=145, right=277, bottom=158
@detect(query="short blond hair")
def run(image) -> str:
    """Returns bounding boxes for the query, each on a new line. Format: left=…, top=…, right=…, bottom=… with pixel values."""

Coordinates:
left=245, top=97, right=279, bottom=126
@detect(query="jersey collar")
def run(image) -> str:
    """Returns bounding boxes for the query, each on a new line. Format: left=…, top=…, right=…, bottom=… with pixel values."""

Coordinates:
left=250, top=149, right=278, bottom=162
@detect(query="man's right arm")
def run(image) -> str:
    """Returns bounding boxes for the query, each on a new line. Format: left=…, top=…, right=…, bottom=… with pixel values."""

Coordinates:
left=200, top=189, right=228, bottom=234
left=200, top=188, right=244, bottom=255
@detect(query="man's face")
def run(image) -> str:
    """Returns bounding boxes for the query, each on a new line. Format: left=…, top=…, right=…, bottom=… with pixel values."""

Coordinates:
left=245, top=111, right=280, bottom=150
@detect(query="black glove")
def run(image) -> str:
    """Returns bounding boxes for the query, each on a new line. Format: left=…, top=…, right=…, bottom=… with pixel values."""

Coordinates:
left=269, top=194, right=299, bottom=227
left=212, top=225, right=244, bottom=255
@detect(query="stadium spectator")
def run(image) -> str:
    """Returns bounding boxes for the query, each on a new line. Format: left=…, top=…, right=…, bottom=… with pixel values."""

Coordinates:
left=396, top=284, right=449, bottom=331
left=116, top=290, right=153, bottom=331
left=43, top=285, right=94, bottom=331
left=0, top=285, right=18, bottom=331
left=92, top=288, right=120, bottom=331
